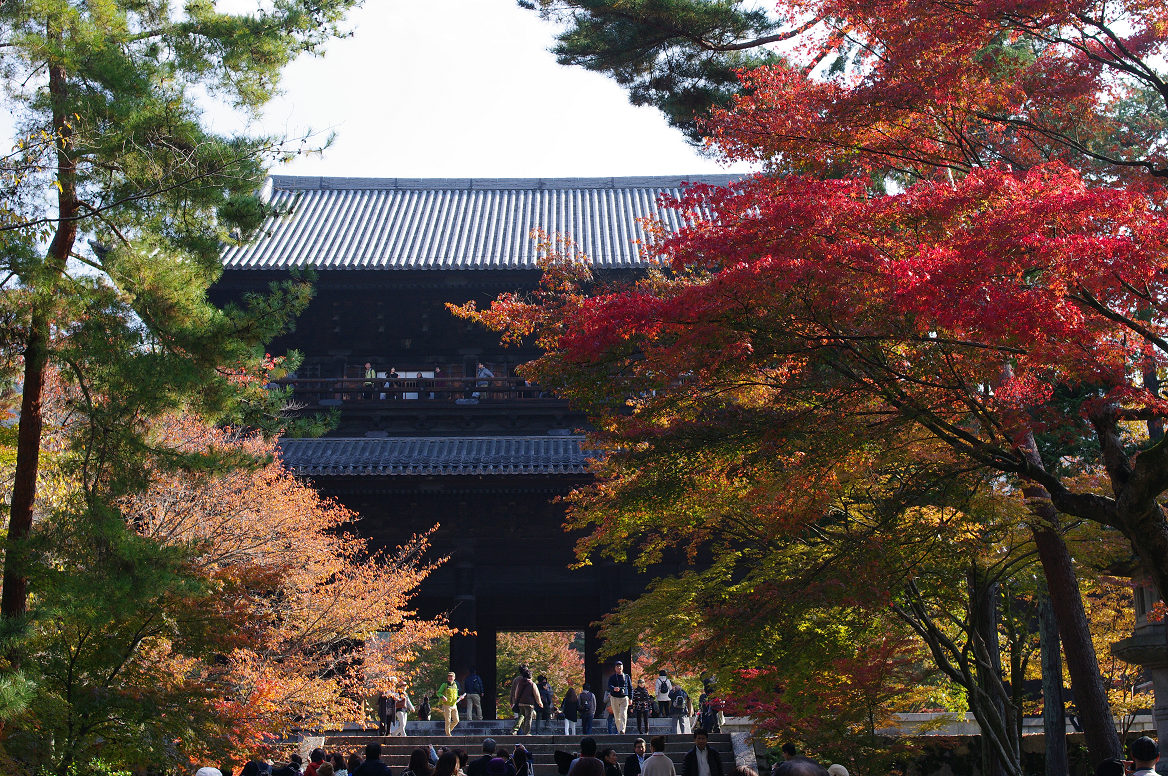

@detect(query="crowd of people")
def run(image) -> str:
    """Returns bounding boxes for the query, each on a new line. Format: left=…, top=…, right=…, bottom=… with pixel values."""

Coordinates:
left=503, top=663, right=722, bottom=738
left=189, top=725, right=1164, bottom=776
left=191, top=729, right=737, bottom=776
left=383, top=666, right=723, bottom=739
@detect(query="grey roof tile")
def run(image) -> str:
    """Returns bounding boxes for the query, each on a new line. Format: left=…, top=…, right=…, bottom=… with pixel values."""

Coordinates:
left=222, top=175, right=739, bottom=271
left=278, top=435, right=596, bottom=476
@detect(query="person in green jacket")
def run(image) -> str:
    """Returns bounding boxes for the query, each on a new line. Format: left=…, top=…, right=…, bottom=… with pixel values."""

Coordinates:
left=436, top=671, right=466, bottom=736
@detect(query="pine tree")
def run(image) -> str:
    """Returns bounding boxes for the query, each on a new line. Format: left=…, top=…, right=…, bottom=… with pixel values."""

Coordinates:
left=0, top=0, right=358, bottom=683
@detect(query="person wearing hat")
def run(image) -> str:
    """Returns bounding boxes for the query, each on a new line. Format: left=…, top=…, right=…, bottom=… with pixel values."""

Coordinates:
left=436, top=671, right=466, bottom=736
left=196, top=769, right=224, bottom=776
left=606, top=660, right=632, bottom=734
left=1131, top=736, right=1161, bottom=776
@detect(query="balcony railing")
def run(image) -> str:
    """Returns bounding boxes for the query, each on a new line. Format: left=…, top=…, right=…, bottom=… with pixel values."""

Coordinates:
left=272, top=377, right=558, bottom=407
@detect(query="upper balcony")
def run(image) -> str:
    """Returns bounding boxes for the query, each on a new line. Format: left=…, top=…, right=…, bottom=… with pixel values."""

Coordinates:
left=273, top=375, right=581, bottom=436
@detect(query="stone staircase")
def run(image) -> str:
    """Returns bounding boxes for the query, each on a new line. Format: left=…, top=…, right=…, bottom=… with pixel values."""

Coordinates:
left=323, top=722, right=734, bottom=776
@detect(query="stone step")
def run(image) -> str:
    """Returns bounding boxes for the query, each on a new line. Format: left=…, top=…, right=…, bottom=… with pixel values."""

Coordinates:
left=322, top=732, right=735, bottom=776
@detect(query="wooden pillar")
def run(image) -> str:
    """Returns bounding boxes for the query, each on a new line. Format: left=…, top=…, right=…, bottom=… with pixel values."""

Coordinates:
left=585, top=624, right=604, bottom=696
left=449, top=560, right=476, bottom=680
left=476, top=627, right=498, bottom=720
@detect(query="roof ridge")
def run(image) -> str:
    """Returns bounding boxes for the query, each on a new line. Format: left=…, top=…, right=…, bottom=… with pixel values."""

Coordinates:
left=266, top=175, right=741, bottom=192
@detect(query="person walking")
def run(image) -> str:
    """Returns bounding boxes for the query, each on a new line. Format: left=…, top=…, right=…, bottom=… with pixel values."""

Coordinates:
left=436, top=671, right=466, bottom=736
left=464, top=667, right=485, bottom=721
left=561, top=687, right=580, bottom=736
left=377, top=690, right=396, bottom=736
left=697, top=684, right=722, bottom=734
left=669, top=684, right=692, bottom=735
left=682, top=729, right=724, bottom=776
left=606, top=661, right=632, bottom=734
left=509, top=665, right=542, bottom=734
left=578, top=683, right=597, bottom=735
left=536, top=675, right=554, bottom=732
left=395, top=681, right=415, bottom=736
left=632, top=678, right=654, bottom=735
left=654, top=673, right=673, bottom=718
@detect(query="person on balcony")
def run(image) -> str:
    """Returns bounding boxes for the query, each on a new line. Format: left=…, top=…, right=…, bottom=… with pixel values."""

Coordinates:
left=384, top=366, right=399, bottom=400
left=472, top=362, right=494, bottom=399
left=363, top=362, right=376, bottom=400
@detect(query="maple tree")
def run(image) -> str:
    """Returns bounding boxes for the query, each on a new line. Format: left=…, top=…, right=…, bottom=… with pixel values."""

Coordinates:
left=454, top=153, right=1167, bottom=763
left=581, top=424, right=1044, bottom=776
left=530, top=0, right=1168, bottom=180
left=6, top=410, right=449, bottom=774
left=496, top=631, right=586, bottom=706
left=482, top=1, right=1168, bottom=767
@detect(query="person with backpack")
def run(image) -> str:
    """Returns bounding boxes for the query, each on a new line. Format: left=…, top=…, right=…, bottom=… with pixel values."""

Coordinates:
left=655, top=672, right=673, bottom=718
left=669, top=684, right=692, bottom=735
left=464, top=668, right=485, bottom=721
left=698, top=682, right=723, bottom=734
left=436, top=671, right=466, bottom=736
left=394, top=681, right=415, bottom=736
left=509, top=665, right=543, bottom=735
left=578, top=683, right=597, bottom=734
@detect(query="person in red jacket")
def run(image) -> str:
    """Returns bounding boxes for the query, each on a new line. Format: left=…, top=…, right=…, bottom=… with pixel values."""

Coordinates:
left=306, top=750, right=327, bottom=776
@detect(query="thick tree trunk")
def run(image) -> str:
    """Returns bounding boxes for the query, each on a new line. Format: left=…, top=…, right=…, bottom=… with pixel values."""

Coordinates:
left=1026, top=508, right=1121, bottom=762
left=1, top=60, right=77, bottom=667
left=1016, top=427, right=1121, bottom=764
left=1038, top=592, right=1069, bottom=776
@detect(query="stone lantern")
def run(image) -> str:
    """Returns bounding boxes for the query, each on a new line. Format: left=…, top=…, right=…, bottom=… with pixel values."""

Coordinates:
left=1112, top=582, right=1168, bottom=740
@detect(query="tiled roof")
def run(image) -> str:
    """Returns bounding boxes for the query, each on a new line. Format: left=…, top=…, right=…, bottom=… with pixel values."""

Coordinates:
left=278, top=435, right=595, bottom=476
left=221, top=175, right=739, bottom=270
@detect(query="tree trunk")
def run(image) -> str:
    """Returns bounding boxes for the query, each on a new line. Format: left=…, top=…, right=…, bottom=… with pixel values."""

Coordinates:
left=971, top=571, right=1008, bottom=776
left=1017, top=427, right=1121, bottom=764
left=1039, top=591, right=1069, bottom=776
left=1026, top=508, right=1121, bottom=762
left=0, top=324, right=48, bottom=632
left=1, top=59, right=77, bottom=668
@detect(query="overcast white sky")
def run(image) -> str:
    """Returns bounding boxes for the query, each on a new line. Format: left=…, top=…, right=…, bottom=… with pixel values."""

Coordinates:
left=210, top=0, right=753, bottom=179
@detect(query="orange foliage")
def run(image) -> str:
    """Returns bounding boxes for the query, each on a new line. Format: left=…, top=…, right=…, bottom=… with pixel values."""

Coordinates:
left=121, top=415, right=452, bottom=758
left=496, top=631, right=585, bottom=701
